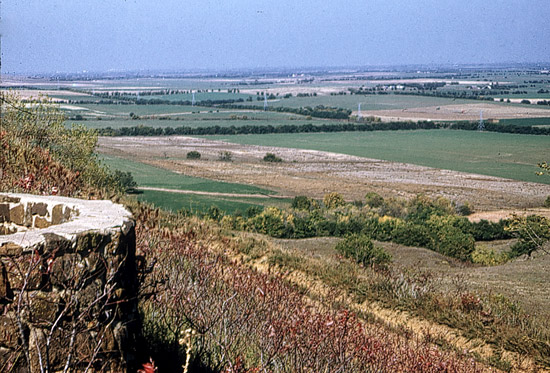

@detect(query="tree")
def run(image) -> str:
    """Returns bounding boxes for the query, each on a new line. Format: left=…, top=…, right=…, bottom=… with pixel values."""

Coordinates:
left=508, top=215, right=550, bottom=257
left=323, top=192, right=346, bottom=209
left=186, top=150, right=201, bottom=160
left=218, top=151, right=233, bottom=162
left=263, top=153, right=282, bottom=163
left=113, top=170, right=138, bottom=193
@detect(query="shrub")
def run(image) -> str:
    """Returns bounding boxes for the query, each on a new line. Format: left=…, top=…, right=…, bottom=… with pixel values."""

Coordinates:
left=335, top=234, right=392, bottom=269
left=263, top=152, right=282, bottom=162
left=545, top=196, right=550, bottom=207
left=455, top=202, right=472, bottom=216
left=186, top=150, right=201, bottom=160
left=391, top=222, right=432, bottom=247
left=471, top=246, right=510, bottom=266
left=291, top=196, right=313, bottom=211
left=508, top=215, right=550, bottom=257
left=433, top=225, right=475, bottom=261
left=218, top=151, right=233, bottom=162
left=365, top=192, right=384, bottom=208
left=323, top=192, right=346, bottom=209
left=245, top=205, right=263, bottom=218
left=112, top=170, right=138, bottom=193
left=1, top=93, right=117, bottom=195
left=407, top=195, right=453, bottom=223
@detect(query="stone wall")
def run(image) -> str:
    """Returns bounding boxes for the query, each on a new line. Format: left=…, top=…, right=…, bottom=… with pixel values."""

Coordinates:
left=0, top=193, right=138, bottom=372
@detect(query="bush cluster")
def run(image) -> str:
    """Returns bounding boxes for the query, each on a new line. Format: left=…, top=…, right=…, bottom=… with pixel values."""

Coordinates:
left=263, top=152, right=282, bottom=162
left=335, top=234, right=392, bottom=269
left=216, top=193, right=513, bottom=262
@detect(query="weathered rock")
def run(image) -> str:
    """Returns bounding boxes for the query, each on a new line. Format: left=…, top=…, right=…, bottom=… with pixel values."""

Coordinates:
left=28, top=291, right=61, bottom=325
left=0, top=204, right=9, bottom=223
left=51, top=204, right=68, bottom=225
left=33, top=216, right=50, bottom=229
left=0, top=261, right=11, bottom=301
left=0, top=243, right=23, bottom=256
left=30, top=203, right=48, bottom=217
left=4, top=253, right=45, bottom=291
left=0, top=196, right=20, bottom=203
left=9, top=204, right=24, bottom=226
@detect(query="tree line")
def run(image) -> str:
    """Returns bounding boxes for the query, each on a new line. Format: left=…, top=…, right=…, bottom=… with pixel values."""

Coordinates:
left=97, top=119, right=549, bottom=137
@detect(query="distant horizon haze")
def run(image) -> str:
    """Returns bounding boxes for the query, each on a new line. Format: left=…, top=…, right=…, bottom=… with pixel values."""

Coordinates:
left=2, top=0, right=550, bottom=74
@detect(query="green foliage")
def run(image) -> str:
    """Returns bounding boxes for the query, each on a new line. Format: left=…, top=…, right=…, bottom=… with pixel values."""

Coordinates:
left=471, top=246, right=510, bottom=266
left=407, top=195, right=454, bottom=223
left=335, top=234, right=392, bottom=269
left=365, top=192, right=384, bottom=208
left=1, top=92, right=117, bottom=193
left=248, top=207, right=288, bottom=238
left=323, top=192, right=346, bottom=209
left=455, top=202, right=472, bottom=216
left=508, top=215, right=550, bottom=257
left=544, top=196, right=550, bottom=208
left=469, top=219, right=512, bottom=241
left=426, top=215, right=476, bottom=260
left=391, top=221, right=432, bottom=248
left=186, top=150, right=201, bottom=160
left=433, top=225, right=475, bottom=261
left=246, top=205, right=263, bottom=218
left=207, top=205, right=223, bottom=221
left=291, top=196, right=313, bottom=211
left=263, top=152, right=282, bottom=162
left=112, top=170, right=138, bottom=193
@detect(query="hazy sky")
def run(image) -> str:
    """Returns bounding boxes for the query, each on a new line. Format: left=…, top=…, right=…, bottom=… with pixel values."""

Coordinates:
left=3, top=0, right=550, bottom=74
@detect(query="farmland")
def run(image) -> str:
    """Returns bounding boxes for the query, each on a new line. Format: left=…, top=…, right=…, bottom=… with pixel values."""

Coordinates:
left=4, top=65, right=550, bottom=371
left=206, top=130, right=550, bottom=184
left=101, top=155, right=282, bottom=213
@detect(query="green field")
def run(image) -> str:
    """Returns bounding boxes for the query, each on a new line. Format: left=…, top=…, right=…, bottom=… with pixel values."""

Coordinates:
left=102, top=155, right=274, bottom=194
left=135, top=189, right=269, bottom=214
left=256, top=94, right=484, bottom=111
left=131, top=91, right=254, bottom=102
left=206, top=130, right=550, bottom=184
left=70, top=117, right=334, bottom=130
left=101, top=155, right=285, bottom=213
left=498, top=117, right=550, bottom=126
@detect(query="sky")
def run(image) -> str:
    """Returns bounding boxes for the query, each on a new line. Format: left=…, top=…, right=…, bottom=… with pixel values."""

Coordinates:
left=2, top=0, right=550, bottom=74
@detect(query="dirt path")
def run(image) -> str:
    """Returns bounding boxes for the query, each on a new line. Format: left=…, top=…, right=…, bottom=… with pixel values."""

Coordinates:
left=138, top=186, right=290, bottom=199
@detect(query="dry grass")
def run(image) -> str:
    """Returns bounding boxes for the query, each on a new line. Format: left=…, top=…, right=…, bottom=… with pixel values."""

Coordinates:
left=250, top=234, right=550, bottom=371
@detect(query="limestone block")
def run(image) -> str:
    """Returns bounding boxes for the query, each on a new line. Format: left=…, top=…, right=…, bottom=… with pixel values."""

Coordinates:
left=30, top=203, right=48, bottom=217
left=33, top=216, right=50, bottom=229
left=0, top=243, right=23, bottom=256
left=0, top=204, right=9, bottom=223
left=9, top=204, right=24, bottom=226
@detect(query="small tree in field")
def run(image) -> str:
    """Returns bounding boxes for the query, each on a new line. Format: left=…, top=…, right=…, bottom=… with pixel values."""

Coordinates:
left=263, top=153, right=282, bottom=163
left=218, top=151, right=233, bottom=162
left=186, top=150, right=201, bottom=160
